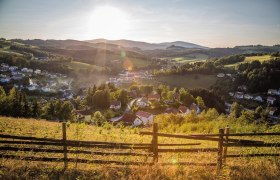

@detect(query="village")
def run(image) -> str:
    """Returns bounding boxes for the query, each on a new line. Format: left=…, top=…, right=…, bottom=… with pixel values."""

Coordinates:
left=216, top=72, right=280, bottom=124
left=0, top=63, right=74, bottom=100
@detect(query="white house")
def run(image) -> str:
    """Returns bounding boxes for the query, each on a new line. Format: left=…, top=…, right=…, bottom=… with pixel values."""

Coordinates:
left=254, top=96, right=263, bottom=102
left=190, top=103, right=201, bottom=114
left=27, top=85, right=38, bottom=91
left=110, top=101, right=121, bottom=110
left=136, top=97, right=149, bottom=108
left=34, top=69, right=41, bottom=74
left=268, top=89, right=280, bottom=96
left=244, top=94, right=253, bottom=100
left=267, top=96, right=277, bottom=105
left=9, top=66, right=18, bottom=71
left=234, top=92, right=244, bottom=99
left=0, top=77, right=11, bottom=83
left=268, top=107, right=278, bottom=116
left=217, top=73, right=225, bottom=78
left=135, top=110, right=153, bottom=125
left=12, top=74, right=23, bottom=80
left=118, top=113, right=143, bottom=127
left=229, top=92, right=234, bottom=97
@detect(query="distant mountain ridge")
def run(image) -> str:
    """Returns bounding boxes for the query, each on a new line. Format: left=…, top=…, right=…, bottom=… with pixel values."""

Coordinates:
left=86, top=39, right=208, bottom=50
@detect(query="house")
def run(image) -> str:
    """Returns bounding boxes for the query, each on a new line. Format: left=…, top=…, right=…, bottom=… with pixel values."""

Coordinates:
left=268, top=107, right=278, bottom=116
left=225, top=102, right=232, bottom=113
left=244, top=94, right=253, bottom=100
left=136, top=97, right=149, bottom=107
left=254, top=96, right=263, bottom=102
left=27, top=85, right=38, bottom=91
left=164, top=99, right=174, bottom=105
left=118, top=113, right=143, bottom=127
left=165, top=107, right=179, bottom=115
left=229, top=92, right=234, bottom=97
left=173, top=92, right=180, bottom=101
left=268, top=89, right=279, bottom=95
left=128, top=90, right=137, bottom=99
left=110, top=101, right=121, bottom=110
left=178, top=105, right=190, bottom=114
left=34, top=69, right=41, bottom=74
left=74, top=108, right=92, bottom=122
left=21, top=68, right=33, bottom=73
left=234, top=92, right=244, bottom=99
left=0, top=77, right=11, bottom=83
left=0, top=65, right=9, bottom=72
left=12, top=74, right=23, bottom=80
left=135, top=110, right=153, bottom=125
left=148, top=93, right=160, bottom=101
left=190, top=103, right=201, bottom=114
left=217, top=73, right=225, bottom=78
left=238, top=85, right=247, bottom=91
left=9, top=66, right=18, bottom=71
left=267, top=96, right=277, bottom=105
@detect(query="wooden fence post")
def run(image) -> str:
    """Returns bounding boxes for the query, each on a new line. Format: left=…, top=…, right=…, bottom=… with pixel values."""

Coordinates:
left=223, top=126, right=229, bottom=165
left=62, top=122, right=68, bottom=169
left=152, top=123, right=158, bottom=163
left=217, top=128, right=224, bottom=175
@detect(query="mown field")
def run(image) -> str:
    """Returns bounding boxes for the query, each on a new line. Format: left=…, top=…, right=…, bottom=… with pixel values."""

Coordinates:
left=160, top=53, right=208, bottom=64
left=225, top=55, right=274, bottom=68
left=1, top=116, right=280, bottom=179
left=142, top=74, right=217, bottom=89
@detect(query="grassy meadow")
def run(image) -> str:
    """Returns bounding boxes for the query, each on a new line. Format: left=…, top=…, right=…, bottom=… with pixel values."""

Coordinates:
left=1, top=116, right=280, bottom=179
left=225, top=55, right=274, bottom=68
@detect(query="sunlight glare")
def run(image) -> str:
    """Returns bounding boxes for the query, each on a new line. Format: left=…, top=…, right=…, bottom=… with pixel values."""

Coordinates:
left=89, top=6, right=129, bottom=39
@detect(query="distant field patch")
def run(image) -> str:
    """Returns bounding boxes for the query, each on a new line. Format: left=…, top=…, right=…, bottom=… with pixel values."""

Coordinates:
left=142, top=74, right=217, bottom=89
left=245, top=55, right=272, bottom=62
left=225, top=55, right=274, bottom=68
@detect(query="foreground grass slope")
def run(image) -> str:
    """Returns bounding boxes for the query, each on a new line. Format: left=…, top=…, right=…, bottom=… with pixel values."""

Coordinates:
left=0, top=116, right=280, bottom=179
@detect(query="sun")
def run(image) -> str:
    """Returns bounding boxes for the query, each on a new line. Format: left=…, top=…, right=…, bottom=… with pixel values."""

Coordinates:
left=89, top=6, right=129, bottom=39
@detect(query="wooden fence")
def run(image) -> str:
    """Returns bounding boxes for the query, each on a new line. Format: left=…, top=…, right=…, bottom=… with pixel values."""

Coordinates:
left=0, top=122, right=280, bottom=174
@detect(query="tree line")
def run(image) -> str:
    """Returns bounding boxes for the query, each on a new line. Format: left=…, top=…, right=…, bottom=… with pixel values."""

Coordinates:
left=0, top=86, right=73, bottom=120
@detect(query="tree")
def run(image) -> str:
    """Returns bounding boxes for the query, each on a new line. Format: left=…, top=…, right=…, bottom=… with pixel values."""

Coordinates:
left=31, top=100, right=40, bottom=118
left=196, top=96, right=206, bottom=110
left=118, top=89, right=128, bottom=106
left=179, top=89, right=195, bottom=106
left=230, top=102, right=243, bottom=118
left=93, top=111, right=106, bottom=126
left=60, top=101, right=74, bottom=121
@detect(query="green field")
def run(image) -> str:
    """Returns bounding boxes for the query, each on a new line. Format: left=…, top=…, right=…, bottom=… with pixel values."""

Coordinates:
left=160, top=53, right=208, bottom=64
left=245, top=55, right=273, bottom=62
left=225, top=55, right=274, bottom=68
left=142, top=74, right=217, bottom=89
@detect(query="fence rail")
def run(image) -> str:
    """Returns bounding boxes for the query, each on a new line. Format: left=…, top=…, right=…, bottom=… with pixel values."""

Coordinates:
left=1, top=122, right=280, bottom=175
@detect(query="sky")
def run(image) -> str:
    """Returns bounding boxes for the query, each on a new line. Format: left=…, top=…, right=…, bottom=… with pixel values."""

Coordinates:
left=0, top=0, right=279, bottom=47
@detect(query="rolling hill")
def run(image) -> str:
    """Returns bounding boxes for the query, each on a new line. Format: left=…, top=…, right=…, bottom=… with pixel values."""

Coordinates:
left=86, top=39, right=208, bottom=50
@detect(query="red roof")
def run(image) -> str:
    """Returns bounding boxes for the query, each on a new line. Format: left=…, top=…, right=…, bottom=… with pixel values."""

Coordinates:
left=148, top=94, right=160, bottom=100
left=178, top=105, right=188, bottom=113
left=120, top=113, right=137, bottom=124
left=190, top=103, right=198, bottom=111
left=136, top=110, right=152, bottom=118
left=173, top=92, right=179, bottom=100
left=165, top=107, right=179, bottom=114
left=110, top=100, right=121, bottom=106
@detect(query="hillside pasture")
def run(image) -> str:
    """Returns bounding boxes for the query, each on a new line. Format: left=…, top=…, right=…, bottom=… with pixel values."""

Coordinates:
left=225, top=55, right=274, bottom=68
left=1, top=117, right=280, bottom=179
